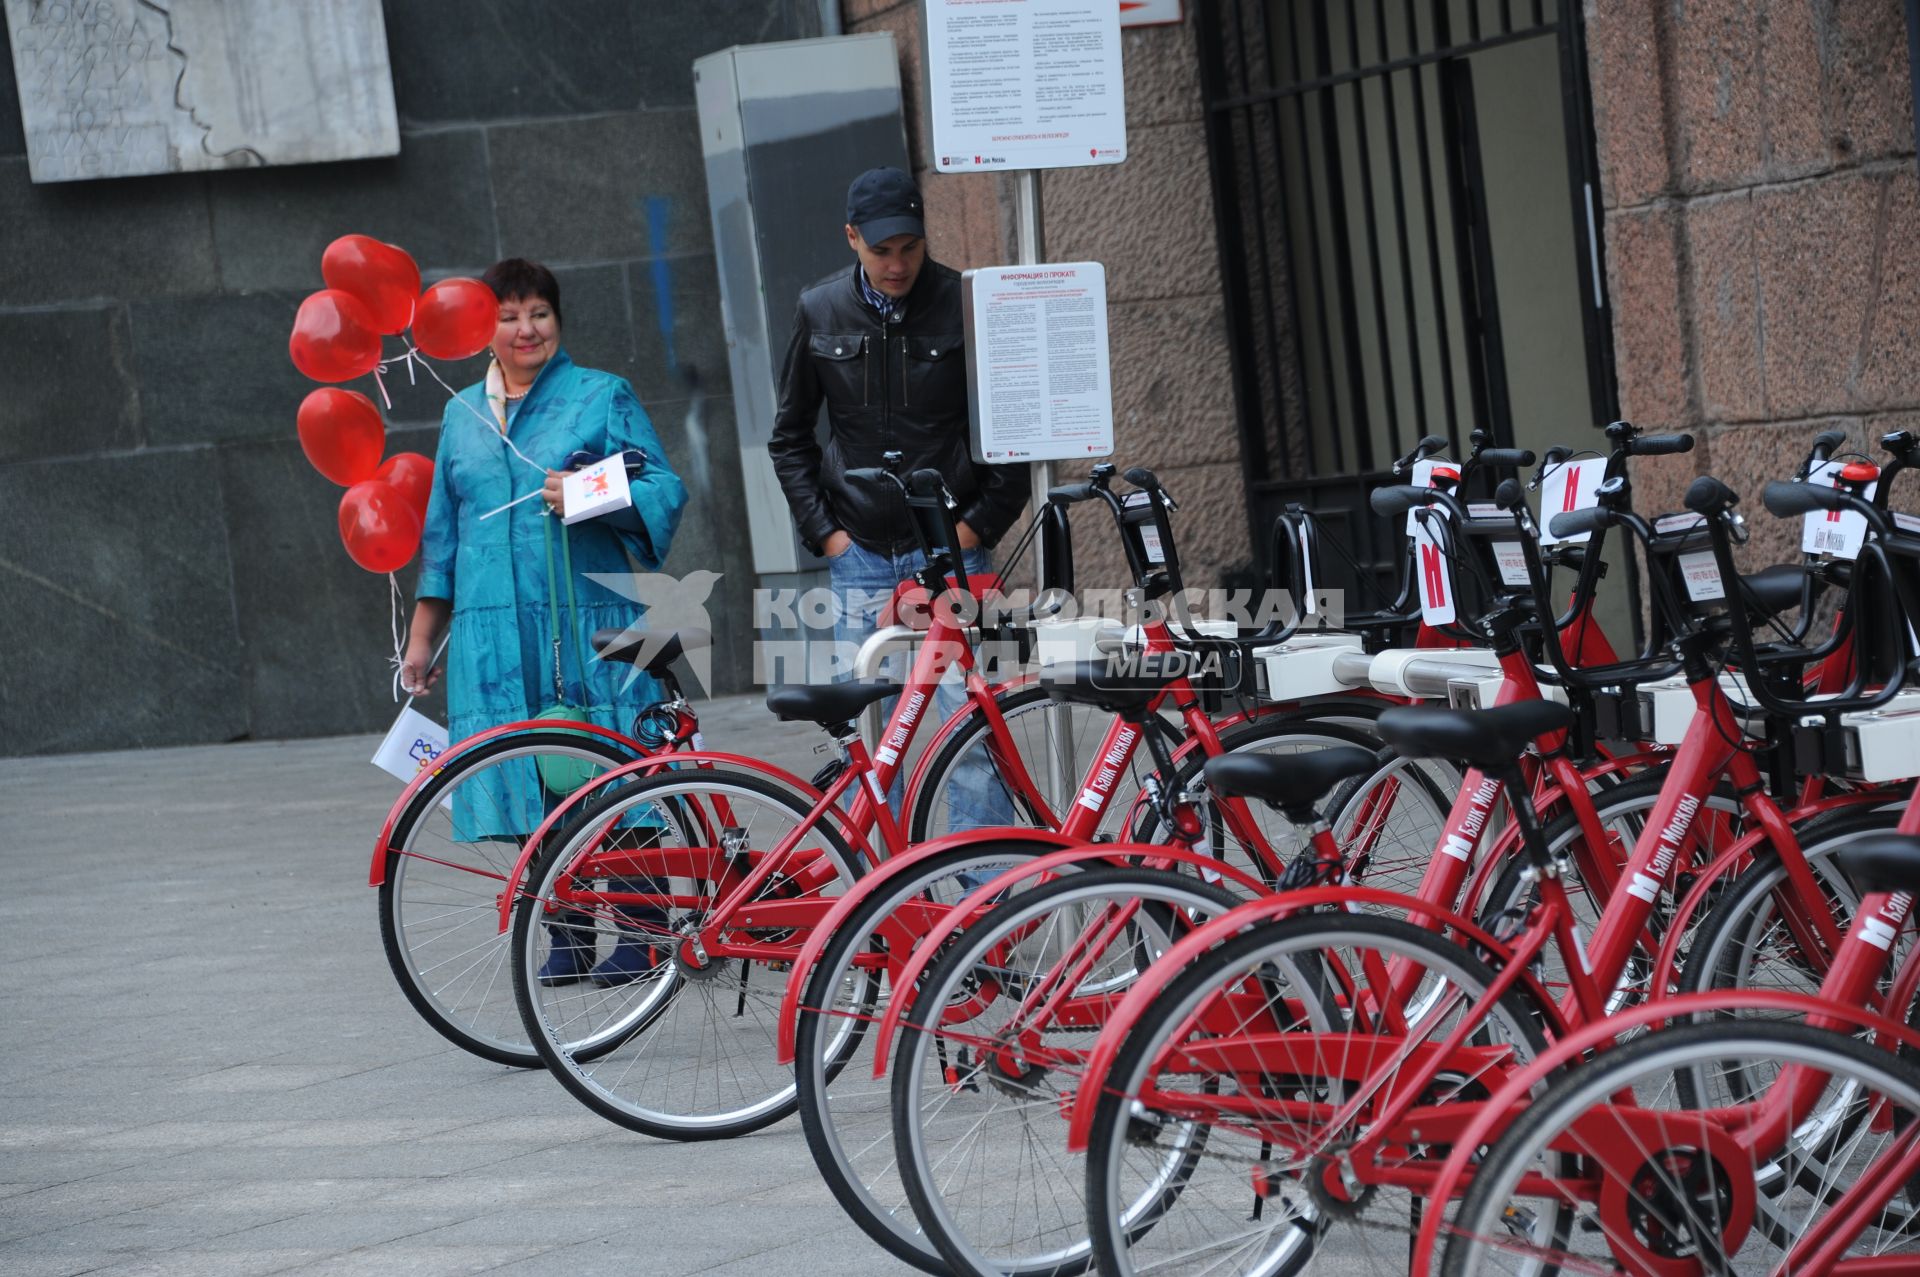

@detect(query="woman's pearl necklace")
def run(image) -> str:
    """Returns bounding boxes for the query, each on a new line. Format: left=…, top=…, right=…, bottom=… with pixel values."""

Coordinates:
left=504, top=388, right=529, bottom=401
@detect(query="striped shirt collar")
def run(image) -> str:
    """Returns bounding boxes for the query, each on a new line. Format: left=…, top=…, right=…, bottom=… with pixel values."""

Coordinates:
left=858, top=268, right=905, bottom=320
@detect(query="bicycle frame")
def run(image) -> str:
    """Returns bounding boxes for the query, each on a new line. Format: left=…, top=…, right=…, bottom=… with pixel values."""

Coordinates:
left=1056, top=660, right=1887, bottom=1193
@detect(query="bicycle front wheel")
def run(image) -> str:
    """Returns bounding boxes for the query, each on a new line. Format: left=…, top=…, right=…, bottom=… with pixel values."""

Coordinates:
left=891, top=866, right=1243, bottom=1277
left=1084, top=913, right=1557, bottom=1277
left=513, top=767, right=863, bottom=1140
left=1444, top=1021, right=1920, bottom=1275
left=793, top=840, right=1065, bottom=1274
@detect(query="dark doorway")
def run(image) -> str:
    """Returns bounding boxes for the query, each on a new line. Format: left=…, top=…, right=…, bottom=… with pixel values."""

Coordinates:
left=1198, top=0, right=1616, bottom=612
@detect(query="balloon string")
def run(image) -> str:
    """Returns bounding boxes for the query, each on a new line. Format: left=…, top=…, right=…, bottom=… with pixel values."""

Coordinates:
left=371, top=363, right=394, bottom=411
left=390, top=576, right=452, bottom=705
left=388, top=571, right=405, bottom=702
left=402, top=344, right=547, bottom=475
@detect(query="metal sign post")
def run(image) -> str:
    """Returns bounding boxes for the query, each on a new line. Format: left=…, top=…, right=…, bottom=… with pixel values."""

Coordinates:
left=926, top=0, right=1127, bottom=819
left=1010, top=169, right=1075, bottom=811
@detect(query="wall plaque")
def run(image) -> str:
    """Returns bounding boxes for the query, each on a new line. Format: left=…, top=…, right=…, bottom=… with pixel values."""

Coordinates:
left=6, top=0, right=400, bottom=183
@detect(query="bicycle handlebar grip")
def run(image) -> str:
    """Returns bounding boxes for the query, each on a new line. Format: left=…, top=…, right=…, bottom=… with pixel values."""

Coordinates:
left=1122, top=467, right=1161, bottom=491
left=1762, top=479, right=1849, bottom=519
left=906, top=468, right=947, bottom=499
left=1541, top=445, right=1573, bottom=467
left=1370, top=485, right=1440, bottom=518
left=1391, top=435, right=1448, bottom=472
left=1629, top=433, right=1695, bottom=457
left=1810, top=429, right=1848, bottom=454
left=845, top=467, right=892, bottom=487
left=1683, top=475, right=1740, bottom=515
left=1048, top=481, right=1098, bottom=505
left=1476, top=448, right=1536, bottom=469
left=1549, top=506, right=1613, bottom=539
left=1493, top=477, right=1526, bottom=511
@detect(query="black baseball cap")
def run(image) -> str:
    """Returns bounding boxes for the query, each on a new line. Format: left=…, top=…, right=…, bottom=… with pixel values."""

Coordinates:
left=846, top=167, right=925, bottom=245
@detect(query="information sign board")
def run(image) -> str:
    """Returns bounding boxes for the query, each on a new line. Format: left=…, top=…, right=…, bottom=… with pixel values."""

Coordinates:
left=965, top=263, right=1116, bottom=463
left=926, top=0, right=1126, bottom=173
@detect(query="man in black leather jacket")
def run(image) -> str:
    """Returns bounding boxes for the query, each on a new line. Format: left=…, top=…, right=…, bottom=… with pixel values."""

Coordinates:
left=769, top=169, right=1024, bottom=827
left=769, top=167, right=1031, bottom=561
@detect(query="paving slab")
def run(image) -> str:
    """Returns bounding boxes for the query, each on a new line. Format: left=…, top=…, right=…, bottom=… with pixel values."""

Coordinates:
left=0, top=697, right=921, bottom=1275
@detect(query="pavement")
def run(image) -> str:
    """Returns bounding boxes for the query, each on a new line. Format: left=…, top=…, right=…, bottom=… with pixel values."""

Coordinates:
left=0, top=693, right=931, bottom=1277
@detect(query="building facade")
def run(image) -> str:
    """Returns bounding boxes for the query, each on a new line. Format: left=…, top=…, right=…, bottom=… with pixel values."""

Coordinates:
left=3, top=1, right=1915, bottom=754
left=854, top=0, right=1920, bottom=603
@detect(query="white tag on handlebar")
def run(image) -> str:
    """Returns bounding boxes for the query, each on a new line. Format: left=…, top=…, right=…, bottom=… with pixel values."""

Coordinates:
left=1678, top=550, right=1726, bottom=602
left=1124, top=491, right=1167, bottom=564
left=1404, top=459, right=1460, bottom=535
left=1538, top=460, right=1603, bottom=546
left=1298, top=522, right=1318, bottom=615
left=1413, top=509, right=1457, bottom=625
left=1800, top=461, right=1875, bottom=560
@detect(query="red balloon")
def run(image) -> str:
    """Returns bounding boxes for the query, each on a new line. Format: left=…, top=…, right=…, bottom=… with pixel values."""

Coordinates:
left=321, top=234, right=421, bottom=335
left=290, top=289, right=382, bottom=383
left=338, top=480, right=423, bottom=574
left=412, top=277, right=498, bottom=361
left=296, top=388, right=385, bottom=486
left=376, top=452, right=435, bottom=519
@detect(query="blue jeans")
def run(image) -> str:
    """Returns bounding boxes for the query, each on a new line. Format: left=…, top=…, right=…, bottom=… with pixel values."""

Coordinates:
left=828, top=540, right=1015, bottom=834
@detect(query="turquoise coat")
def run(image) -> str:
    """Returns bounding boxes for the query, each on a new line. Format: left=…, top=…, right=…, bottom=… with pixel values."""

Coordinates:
left=418, top=349, right=688, bottom=839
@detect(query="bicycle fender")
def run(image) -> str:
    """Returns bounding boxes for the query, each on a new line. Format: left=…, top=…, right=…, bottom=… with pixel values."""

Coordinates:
left=492, top=750, right=846, bottom=935
left=867, top=844, right=1277, bottom=1075
left=1648, top=788, right=1894, bottom=996
left=773, top=827, right=1086, bottom=1064
left=368, top=719, right=642, bottom=886
left=1062, top=885, right=1558, bottom=1153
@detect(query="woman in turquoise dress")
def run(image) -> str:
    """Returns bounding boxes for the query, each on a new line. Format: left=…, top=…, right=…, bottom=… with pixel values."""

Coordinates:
left=400, top=258, right=688, bottom=985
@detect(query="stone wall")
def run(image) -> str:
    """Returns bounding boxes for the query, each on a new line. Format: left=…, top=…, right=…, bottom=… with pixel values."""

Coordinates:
left=0, top=1, right=826, bottom=756
left=1588, top=0, right=1920, bottom=567
left=841, top=3, right=1249, bottom=591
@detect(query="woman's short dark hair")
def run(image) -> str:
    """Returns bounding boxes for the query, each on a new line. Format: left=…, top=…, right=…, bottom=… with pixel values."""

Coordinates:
left=481, top=258, right=562, bottom=328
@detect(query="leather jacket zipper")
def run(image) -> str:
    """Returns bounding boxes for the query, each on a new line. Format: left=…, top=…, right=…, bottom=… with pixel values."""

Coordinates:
left=883, top=311, right=900, bottom=450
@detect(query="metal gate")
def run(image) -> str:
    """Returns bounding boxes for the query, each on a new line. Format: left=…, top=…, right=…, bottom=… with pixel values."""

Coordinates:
left=1198, top=0, right=1616, bottom=601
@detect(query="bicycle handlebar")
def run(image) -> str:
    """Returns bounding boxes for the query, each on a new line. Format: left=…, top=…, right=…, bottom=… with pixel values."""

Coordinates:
left=1475, top=447, right=1536, bottom=470
left=1627, top=433, right=1694, bottom=457
left=1391, top=434, right=1448, bottom=476
left=1549, top=506, right=1614, bottom=540
left=1684, top=475, right=1740, bottom=516
left=1370, top=485, right=1445, bottom=518
left=1763, top=479, right=1848, bottom=519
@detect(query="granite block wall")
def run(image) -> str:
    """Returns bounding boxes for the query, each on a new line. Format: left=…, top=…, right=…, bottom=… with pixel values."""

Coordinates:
left=1586, top=0, right=1920, bottom=569
left=0, top=1, right=824, bottom=756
